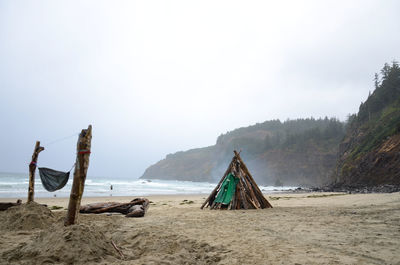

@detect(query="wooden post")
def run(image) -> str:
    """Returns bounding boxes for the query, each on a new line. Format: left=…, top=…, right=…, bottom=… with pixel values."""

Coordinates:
left=64, top=125, right=92, bottom=226
left=27, top=141, right=44, bottom=202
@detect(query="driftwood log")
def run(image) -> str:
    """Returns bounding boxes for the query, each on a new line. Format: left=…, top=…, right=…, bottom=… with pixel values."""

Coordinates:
left=0, top=199, right=22, bottom=211
left=79, top=198, right=149, bottom=218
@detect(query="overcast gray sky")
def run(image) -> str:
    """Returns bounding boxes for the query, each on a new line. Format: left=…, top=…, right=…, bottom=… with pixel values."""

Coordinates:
left=1, top=0, right=399, bottom=178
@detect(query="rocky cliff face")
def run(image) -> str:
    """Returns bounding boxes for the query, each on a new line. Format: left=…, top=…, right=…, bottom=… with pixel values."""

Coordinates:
left=332, top=62, right=400, bottom=188
left=333, top=113, right=400, bottom=187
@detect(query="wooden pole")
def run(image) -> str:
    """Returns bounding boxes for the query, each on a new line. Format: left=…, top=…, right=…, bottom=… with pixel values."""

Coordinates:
left=65, top=125, right=92, bottom=226
left=27, top=141, right=44, bottom=203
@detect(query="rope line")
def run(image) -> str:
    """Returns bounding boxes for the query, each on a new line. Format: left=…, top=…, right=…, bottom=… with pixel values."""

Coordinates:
left=44, top=132, right=79, bottom=146
left=36, top=131, right=86, bottom=172
left=68, top=163, right=76, bottom=173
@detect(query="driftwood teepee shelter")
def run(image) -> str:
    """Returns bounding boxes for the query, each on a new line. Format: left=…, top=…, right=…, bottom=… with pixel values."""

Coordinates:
left=201, top=150, right=273, bottom=210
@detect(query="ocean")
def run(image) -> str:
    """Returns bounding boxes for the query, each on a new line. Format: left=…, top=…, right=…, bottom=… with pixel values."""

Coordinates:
left=0, top=172, right=297, bottom=198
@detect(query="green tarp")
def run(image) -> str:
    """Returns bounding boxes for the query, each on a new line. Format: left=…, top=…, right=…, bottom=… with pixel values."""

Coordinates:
left=214, top=173, right=239, bottom=205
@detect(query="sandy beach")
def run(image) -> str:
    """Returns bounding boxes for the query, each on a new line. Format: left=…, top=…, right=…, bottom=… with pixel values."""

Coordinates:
left=1, top=192, right=400, bottom=265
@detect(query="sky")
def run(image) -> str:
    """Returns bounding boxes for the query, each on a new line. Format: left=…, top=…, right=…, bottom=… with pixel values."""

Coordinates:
left=1, top=0, right=399, bottom=179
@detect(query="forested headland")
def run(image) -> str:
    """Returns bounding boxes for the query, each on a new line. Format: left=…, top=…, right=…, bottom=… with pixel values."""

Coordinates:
left=141, top=117, right=345, bottom=186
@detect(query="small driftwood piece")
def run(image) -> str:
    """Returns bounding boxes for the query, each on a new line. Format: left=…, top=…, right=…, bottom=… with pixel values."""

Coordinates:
left=0, top=199, right=22, bottom=211
left=111, top=240, right=125, bottom=259
left=80, top=198, right=149, bottom=217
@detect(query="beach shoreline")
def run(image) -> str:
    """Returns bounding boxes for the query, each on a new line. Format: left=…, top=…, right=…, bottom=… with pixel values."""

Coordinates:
left=0, top=190, right=395, bottom=208
left=1, top=192, right=400, bottom=264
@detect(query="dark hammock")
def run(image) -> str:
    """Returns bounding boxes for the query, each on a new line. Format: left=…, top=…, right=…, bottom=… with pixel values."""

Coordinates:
left=38, top=167, right=70, bottom=192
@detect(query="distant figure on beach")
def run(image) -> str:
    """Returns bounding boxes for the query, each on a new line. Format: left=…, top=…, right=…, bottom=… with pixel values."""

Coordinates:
left=110, top=184, right=113, bottom=196
left=110, top=185, right=113, bottom=191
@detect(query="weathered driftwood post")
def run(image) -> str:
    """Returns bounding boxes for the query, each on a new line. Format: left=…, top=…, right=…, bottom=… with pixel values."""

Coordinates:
left=65, top=125, right=92, bottom=226
left=27, top=141, right=44, bottom=202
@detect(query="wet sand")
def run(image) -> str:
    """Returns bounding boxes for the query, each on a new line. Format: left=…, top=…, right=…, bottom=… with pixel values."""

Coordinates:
left=1, top=192, right=400, bottom=264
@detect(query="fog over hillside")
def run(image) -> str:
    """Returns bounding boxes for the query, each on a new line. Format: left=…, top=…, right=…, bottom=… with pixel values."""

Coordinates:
left=141, top=117, right=346, bottom=186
